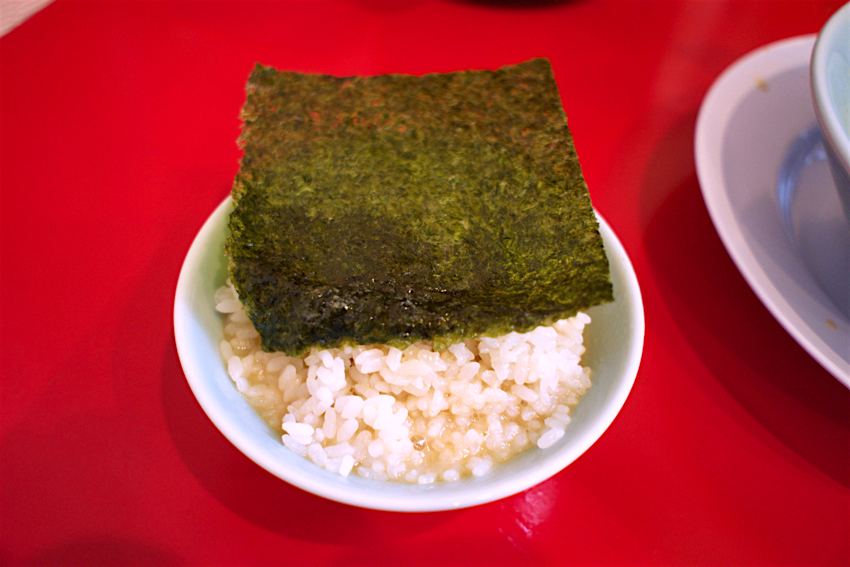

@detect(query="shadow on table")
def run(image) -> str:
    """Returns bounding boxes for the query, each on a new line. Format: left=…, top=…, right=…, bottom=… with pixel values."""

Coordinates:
left=14, top=536, right=184, bottom=566
left=639, top=113, right=850, bottom=489
left=452, top=0, right=577, bottom=7
left=160, top=341, right=461, bottom=542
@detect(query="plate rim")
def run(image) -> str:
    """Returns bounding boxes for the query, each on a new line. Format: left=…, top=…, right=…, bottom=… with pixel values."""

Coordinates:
left=694, top=34, right=850, bottom=387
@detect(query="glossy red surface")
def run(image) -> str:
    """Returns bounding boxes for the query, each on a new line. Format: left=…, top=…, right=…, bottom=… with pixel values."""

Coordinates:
left=2, top=1, right=849, bottom=564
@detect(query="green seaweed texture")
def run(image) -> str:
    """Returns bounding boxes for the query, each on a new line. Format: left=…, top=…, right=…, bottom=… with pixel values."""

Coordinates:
left=226, top=58, right=613, bottom=355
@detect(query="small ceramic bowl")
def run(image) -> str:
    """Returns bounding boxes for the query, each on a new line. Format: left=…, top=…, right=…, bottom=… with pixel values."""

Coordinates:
left=174, top=196, right=644, bottom=512
left=811, top=1, right=850, bottom=223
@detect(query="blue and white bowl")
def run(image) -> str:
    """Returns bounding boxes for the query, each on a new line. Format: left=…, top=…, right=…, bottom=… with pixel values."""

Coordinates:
left=812, top=1, right=850, bottom=223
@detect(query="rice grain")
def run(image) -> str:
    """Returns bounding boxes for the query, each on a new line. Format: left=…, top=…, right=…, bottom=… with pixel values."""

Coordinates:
left=215, top=280, right=593, bottom=482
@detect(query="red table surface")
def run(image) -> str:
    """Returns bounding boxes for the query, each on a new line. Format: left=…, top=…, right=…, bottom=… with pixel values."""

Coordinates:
left=2, top=1, right=849, bottom=565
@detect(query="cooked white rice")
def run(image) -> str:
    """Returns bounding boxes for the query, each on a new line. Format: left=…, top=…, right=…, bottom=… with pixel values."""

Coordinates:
left=214, top=280, right=592, bottom=483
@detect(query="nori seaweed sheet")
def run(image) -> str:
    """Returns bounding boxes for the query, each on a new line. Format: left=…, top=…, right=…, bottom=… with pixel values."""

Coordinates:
left=226, top=58, right=613, bottom=355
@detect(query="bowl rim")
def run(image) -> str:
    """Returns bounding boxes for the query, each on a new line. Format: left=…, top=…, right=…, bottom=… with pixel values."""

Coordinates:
left=173, top=196, right=644, bottom=511
left=811, top=1, right=850, bottom=172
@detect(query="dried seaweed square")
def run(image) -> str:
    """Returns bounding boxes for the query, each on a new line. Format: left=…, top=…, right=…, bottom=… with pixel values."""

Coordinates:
left=226, top=58, right=612, bottom=355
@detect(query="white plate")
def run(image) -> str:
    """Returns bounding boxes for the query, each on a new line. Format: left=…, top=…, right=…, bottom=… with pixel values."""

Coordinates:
left=174, top=196, right=644, bottom=511
left=695, top=35, right=850, bottom=388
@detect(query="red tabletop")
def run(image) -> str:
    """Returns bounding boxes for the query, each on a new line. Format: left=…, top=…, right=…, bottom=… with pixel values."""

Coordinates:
left=2, top=1, right=849, bottom=565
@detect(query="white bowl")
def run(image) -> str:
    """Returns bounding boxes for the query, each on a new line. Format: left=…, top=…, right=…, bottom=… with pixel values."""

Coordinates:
left=812, top=1, right=850, bottom=222
left=174, top=196, right=644, bottom=512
